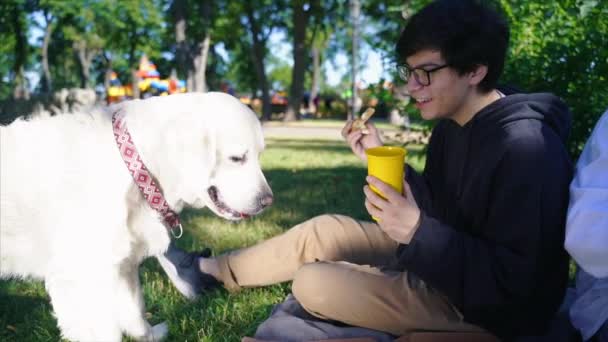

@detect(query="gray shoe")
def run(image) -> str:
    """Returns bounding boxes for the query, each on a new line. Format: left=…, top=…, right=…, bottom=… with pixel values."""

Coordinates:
left=157, top=242, right=220, bottom=300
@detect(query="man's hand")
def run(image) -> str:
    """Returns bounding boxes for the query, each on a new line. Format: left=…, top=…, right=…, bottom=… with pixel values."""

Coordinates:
left=363, top=176, right=421, bottom=244
left=342, top=120, right=382, bottom=162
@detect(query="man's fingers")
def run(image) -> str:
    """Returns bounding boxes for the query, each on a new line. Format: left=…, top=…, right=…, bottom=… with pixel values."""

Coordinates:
left=342, top=120, right=354, bottom=138
left=364, top=199, right=383, bottom=218
left=364, top=122, right=380, bottom=136
left=346, top=130, right=363, bottom=147
left=366, top=176, right=402, bottom=202
left=365, top=121, right=377, bottom=132
left=363, top=185, right=388, bottom=208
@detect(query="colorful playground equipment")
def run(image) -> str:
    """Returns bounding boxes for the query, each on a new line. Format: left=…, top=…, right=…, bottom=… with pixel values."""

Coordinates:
left=106, top=55, right=186, bottom=104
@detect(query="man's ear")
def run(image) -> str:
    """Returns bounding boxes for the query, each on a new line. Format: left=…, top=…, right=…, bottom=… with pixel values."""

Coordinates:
left=468, top=64, right=489, bottom=86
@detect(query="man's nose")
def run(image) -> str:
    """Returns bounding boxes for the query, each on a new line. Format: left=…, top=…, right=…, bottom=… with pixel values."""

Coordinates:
left=406, top=74, right=423, bottom=93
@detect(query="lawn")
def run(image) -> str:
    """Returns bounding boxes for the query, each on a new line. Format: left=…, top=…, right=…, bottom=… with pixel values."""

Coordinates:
left=0, top=138, right=425, bottom=342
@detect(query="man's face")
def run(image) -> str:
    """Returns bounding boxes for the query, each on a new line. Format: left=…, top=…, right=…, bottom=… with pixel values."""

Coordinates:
left=404, top=50, right=474, bottom=123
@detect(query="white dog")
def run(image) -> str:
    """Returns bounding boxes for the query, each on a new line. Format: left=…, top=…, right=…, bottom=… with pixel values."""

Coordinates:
left=0, top=92, right=273, bottom=341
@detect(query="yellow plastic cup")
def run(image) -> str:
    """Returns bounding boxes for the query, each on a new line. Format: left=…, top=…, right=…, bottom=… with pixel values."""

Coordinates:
left=365, top=146, right=407, bottom=220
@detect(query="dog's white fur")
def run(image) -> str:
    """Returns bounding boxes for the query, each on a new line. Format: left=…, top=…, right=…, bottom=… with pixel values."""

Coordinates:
left=0, top=92, right=272, bottom=341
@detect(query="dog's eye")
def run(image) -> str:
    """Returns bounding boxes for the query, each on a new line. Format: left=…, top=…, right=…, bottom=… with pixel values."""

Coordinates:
left=229, top=155, right=246, bottom=163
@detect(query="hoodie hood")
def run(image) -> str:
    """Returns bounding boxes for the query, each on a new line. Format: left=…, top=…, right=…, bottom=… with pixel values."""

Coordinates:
left=468, top=92, right=573, bottom=144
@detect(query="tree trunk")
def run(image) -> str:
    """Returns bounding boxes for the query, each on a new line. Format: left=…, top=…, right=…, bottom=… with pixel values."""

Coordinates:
left=41, top=12, right=53, bottom=93
left=173, top=0, right=192, bottom=91
left=245, top=4, right=271, bottom=121
left=284, top=0, right=310, bottom=122
left=127, top=18, right=138, bottom=68
left=349, top=0, right=360, bottom=121
left=309, top=46, right=320, bottom=115
left=191, top=34, right=210, bottom=92
left=11, top=3, right=29, bottom=99
left=131, top=69, right=140, bottom=99
left=191, top=0, right=212, bottom=92
left=74, top=40, right=98, bottom=89
left=104, top=70, right=112, bottom=94
left=102, top=52, right=112, bottom=103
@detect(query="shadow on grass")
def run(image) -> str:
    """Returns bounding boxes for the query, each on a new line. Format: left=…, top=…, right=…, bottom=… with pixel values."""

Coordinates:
left=0, top=284, right=59, bottom=341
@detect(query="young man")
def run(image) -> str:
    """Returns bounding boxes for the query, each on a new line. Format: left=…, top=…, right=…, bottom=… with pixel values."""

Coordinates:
left=163, top=0, right=573, bottom=338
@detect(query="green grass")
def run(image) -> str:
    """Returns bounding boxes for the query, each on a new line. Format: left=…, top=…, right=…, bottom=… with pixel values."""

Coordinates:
left=0, top=138, right=425, bottom=342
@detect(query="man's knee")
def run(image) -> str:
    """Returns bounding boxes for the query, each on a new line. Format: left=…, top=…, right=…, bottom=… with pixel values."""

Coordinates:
left=292, top=262, right=341, bottom=314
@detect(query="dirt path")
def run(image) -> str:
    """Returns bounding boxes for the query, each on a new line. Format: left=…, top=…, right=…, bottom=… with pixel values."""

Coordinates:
left=262, top=122, right=402, bottom=141
left=262, top=124, right=345, bottom=140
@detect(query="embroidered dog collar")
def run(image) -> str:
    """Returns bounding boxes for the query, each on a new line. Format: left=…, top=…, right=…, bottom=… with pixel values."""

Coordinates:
left=112, top=110, right=183, bottom=238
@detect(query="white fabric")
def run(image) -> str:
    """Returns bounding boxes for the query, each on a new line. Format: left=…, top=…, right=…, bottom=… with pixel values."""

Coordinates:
left=565, top=109, right=608, bottom=278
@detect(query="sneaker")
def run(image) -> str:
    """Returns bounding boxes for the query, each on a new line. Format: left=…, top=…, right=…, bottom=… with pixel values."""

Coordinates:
left=157, top=242, right=220, bottom=300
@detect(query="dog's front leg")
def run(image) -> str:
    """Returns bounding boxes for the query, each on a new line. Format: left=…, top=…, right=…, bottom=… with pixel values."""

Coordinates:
left=47, top=272, right=123, bottom=342
left=115, top=258, right=168, bottom=341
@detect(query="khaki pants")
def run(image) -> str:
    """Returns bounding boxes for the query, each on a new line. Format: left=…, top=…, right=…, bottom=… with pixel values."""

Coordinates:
left=215, top=214, right=482, bottom=336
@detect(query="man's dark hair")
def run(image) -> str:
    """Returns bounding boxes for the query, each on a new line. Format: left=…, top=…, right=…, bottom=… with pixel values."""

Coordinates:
left=395, top=0, right=509, bottom=93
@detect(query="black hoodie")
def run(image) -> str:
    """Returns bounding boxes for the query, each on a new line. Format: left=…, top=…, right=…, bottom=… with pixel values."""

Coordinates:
left=396, top=92, right=573, bottom=338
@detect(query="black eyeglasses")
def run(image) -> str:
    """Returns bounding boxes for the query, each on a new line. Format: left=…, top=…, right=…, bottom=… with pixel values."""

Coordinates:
left=396, top=63, right=450, bottom=86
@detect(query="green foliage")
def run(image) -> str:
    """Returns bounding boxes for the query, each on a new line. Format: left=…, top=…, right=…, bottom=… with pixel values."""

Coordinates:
left=498, top=0, right=608, bottom=156
left=212, top=0, right=289, bottom=96
left=267, top=55, right=292, bottom=92
left=362, top=0, right=425, bottom=62
left=0, top=0, right=34, bottom=99
left=0, top=24, right=16, bottom=100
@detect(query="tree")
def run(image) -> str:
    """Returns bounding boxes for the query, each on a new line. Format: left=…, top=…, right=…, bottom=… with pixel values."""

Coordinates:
left=498, top=0, right=608, bottom=155
left=171, top=0, right=215, bottom=93
left=0, top=5, right=16, bottom=100
left=98, top=0, right=164, bottom=93
left=244, top=1, right=277, bottom=120
left=7, top=0, right=31, bottom=99
left=49, top=0, right=110, bottom=89
left=237, top=0, right=286, bottom=120
left=38, top=3, right=54, bottom=92
left=283, top=0, right=320, bottom=121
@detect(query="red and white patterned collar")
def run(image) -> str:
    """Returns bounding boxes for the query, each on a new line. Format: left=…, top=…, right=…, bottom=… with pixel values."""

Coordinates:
left=112, top=110, right=183, bottom=238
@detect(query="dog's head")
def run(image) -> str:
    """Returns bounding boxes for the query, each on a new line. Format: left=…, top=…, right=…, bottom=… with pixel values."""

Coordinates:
left=125, top=92, right=273, bottom=221
left=197, top=93, right=273, bottom=220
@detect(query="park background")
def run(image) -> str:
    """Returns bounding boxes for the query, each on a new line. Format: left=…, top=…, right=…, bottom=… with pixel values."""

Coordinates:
left=1, top=0, right=607, bottom=341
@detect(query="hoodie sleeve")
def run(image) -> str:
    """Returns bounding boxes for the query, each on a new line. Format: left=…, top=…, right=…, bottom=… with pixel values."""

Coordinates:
left=565, top=111, right=608, bottom=278
left=404, top=123, right=444, bottom=216
left=395, top=131, right=570, bottom=324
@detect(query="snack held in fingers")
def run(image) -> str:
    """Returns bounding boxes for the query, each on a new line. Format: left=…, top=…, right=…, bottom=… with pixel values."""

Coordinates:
left=352, top=108, right=376, bottom=134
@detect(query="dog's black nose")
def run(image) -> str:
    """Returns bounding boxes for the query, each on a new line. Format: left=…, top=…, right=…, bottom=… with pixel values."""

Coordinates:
left=260, top=193, right=273, bottom=208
